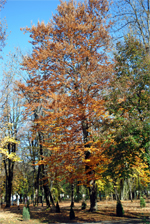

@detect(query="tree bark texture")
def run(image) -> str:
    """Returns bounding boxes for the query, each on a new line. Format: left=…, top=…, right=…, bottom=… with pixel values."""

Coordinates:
left=89, top=180, right=97, bottom=212
left=82, top=119, right=97, bottom=211
left=4, top=143, right=15, bottom=208
left=39, top=132, right=55, bottom=207
left=71, top=183, right=74, bottom=207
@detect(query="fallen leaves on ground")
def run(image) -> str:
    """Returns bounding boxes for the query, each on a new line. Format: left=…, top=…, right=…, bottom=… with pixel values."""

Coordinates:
left=0, top=199, right=149, bottom=223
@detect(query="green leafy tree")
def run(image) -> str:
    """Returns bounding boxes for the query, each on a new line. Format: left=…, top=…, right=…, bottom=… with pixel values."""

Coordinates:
left=104, top=35, right=150, bottom=197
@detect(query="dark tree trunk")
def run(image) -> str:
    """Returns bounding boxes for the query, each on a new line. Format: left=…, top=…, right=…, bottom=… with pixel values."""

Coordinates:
left=4, top=143, right=15, bottom=208
left=5, top=175, right=13, bottom=208
left=82, top=119, right=97, bottom=212
left=32, top=110, right=55, bottom=207
left=38, top=132, right=55, bottom=207
left=31, top=140, right=36, bottom=206
left=43, top=183, right=50, bottom=207
left=99, top=191, right=102, bottom=201
left=71, top=183, right=74, bottom=207
left=76, top=181, right=80, bottom=202
left=20, top=194, right=23, bottom=203
left=41, top=187, right=44, bottom=206
left=89, top=180, right=97, bottom=211
left=120, top=179, right=124, bottom=200
left=128, top=179, right=133, bottom=202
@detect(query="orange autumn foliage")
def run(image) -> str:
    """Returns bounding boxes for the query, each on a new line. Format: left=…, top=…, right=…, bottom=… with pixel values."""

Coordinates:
left=18, top=0, right=113, bottom=191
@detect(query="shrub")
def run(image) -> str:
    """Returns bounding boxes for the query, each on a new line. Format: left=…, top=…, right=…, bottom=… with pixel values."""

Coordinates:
left=23, top=206, right=30, bottom=221
left=81, top=201, right=86, bottom=210
left=116, top=200, right=124, bottom=217
left=140, top=196, right=146, bottom=208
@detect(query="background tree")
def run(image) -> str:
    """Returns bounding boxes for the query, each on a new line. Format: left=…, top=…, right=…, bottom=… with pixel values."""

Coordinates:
left=110, top=0, right=150, bottom=51
left=0, top=157, right=5, bottom=208
left=0, top=50, right=26, bottom=207
left=103, top=35, right=150, bottom=201
left=0, top=0, right=7, bottom=56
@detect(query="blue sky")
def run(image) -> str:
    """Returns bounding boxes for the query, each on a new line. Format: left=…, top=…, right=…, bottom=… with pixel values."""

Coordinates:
left=0, top=0, right=80, bottom=79
left=0, top=0, right=61, bottom=60
left=1, top=0, right=84, bottom=57
left=0, top=0, right=117, bottom=78
left=0, top=0, right=84, bottom=79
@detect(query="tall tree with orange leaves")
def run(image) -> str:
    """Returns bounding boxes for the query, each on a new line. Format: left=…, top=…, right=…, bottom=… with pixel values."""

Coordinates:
left=19, top=0, right=113, bottom=211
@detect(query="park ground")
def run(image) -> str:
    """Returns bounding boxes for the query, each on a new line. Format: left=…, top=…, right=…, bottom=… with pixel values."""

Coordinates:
left=0, top=200, right=150, bottom=224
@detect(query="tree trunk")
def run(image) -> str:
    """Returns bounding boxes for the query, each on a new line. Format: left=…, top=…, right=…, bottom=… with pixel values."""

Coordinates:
left=128, top=179, right=133, bottom=202
left=4, top=143, right=15, bottom=208
left=5, top=176, right=12, bottom=207
left=89, top=180, right=97, bottom=212
left=32, top=140, right=36, bottom=206
left=43, top=184, right=50, bottom=207
left=5, top=168, right=13, bottom=207
left=122, top=179, right=128, bottom=200
left=41, top=187, right=44, bottom=206
left=120, top=179, right=124, bottom=200
left=114, top=185, right=119, bottom=202
left=71, top=183, right=74, bottom=207
left=99, top=191, right=102, bottom=201
left=82, top=119, right=97, bottom=211
left=35, top=163, right=41, bottom=206
left=38, top=132, right=55, bottom=207
left=76, top=181, right=80, bottom=202
left=35, top=189, right=38, bottom=206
